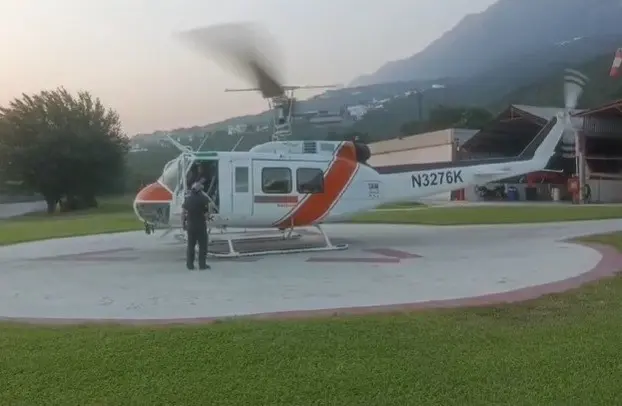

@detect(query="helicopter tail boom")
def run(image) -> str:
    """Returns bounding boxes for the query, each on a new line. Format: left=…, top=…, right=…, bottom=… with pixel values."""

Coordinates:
left=377, top=113, right=568, bottom=203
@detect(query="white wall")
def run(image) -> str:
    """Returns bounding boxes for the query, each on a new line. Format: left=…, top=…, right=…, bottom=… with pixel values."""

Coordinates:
left=369, top=145, right=453, bottom=200
left=368, top=129, right=480, bottom=201
left=368, top=144, right=452, bottom=166
left=587, top=179, right=622, bottom=202
left=0, top=200, right=46, bottom=218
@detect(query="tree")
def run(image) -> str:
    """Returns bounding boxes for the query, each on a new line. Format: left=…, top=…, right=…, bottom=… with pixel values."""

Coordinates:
left=0, top=87, right=129, bottom=213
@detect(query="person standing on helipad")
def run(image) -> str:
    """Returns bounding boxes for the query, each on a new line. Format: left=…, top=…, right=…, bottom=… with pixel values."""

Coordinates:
left=182, top=182, right=211, bottom=270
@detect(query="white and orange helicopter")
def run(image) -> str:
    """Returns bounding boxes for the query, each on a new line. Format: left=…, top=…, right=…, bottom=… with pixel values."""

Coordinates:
left=133, top=23, right=588, bottom=258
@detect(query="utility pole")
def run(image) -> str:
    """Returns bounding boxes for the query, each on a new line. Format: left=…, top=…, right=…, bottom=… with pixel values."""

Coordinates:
left=415, top=89, right=424, bottom=121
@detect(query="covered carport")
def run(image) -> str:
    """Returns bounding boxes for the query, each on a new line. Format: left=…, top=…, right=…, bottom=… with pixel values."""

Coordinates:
left=457, top=105, right=572, bottom=201
left=573, top=100, right=622, bottom=202
left=460, top=104, right=557, bottom=160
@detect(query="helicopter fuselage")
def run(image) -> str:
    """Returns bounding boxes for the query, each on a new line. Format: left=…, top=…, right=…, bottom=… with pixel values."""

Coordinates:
left=134, top=140, right=388, bottom=230
left=134, top=115, right=567, bottom=232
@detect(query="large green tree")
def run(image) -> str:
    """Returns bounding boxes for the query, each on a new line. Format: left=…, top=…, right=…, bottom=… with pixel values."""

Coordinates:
left=0, top=87, right=129, bottom=213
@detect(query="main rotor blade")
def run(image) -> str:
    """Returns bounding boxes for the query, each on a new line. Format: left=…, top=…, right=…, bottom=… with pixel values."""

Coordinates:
left=175, top=22, right=284, bottom=98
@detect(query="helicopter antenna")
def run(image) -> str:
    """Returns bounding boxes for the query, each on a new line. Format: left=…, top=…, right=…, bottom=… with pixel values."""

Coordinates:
left=231, top=134, right=245, bottom=151
left=197, top=132, right=210, bottom=151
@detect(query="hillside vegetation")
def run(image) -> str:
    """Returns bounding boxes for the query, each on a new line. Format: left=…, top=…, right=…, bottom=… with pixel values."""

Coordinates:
left=493, top=53, right=622, bottom=110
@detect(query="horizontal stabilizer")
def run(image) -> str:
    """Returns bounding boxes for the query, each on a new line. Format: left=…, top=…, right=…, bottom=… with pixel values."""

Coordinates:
left=474, top=170, right=511, bottom=177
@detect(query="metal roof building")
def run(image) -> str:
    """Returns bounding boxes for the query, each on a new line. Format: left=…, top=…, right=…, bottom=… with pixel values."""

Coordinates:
left=460, top=104, right=580, bottom=161
left=368, top=128, right=478, bottom=168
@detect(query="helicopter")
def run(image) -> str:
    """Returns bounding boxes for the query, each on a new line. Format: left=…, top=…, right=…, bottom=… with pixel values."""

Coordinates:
left=133, top=23, right=588, bottom=258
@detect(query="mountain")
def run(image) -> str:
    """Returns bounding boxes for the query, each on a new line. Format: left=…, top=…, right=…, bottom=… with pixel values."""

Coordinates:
left=132, top=34, right=622, bottom=148
left=445, top=34, right=622, bottom=107
left=352, top=0, right=622, bottom=86
left=133, top=0, right=622, bottom=147
left=154, top=33, right=622, bottom=139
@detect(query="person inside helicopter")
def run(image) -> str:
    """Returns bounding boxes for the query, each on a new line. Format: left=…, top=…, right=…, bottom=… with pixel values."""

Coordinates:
left=186, top=163, right=199, bottom=190
left=182, top=181, right=211, bottom=271
left=185, top=161, right=219, bottom=212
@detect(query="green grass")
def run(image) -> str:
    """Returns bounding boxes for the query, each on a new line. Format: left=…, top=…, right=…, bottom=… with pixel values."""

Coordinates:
left=0, top=233, right=621, bottom=405
left=0, top=196, right=141, bottom=245
left=2, top=201, right=622, bottom=404
left=377, top=201, right=425, bottom=209
left=353, top=204, right=622, bottom=225
left=3, top=200, right=622, bottom=246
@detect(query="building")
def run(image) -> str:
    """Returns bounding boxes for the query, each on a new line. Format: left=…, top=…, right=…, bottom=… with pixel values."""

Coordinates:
left=458, top=104, right=574, bottom=201
left=368, top=105, right=592, bottom=202
left=368, top=128, right=478, bottom=200
left=368, top=128, right=478, bottom=167
left=573, top=100, right=622, bottom=202
left=463, top=103, right=622, bottom=203
left=370, top=103, right=622, bottom=203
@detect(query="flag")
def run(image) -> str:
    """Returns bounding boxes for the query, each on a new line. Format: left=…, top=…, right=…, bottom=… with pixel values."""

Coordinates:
left=610, top=48, right=622, bottom=77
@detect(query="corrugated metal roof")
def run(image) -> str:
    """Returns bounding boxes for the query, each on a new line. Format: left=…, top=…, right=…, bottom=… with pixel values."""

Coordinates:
left=573, top=99, right=622, bottom=117
left=452, top=129, right=479, bottom=147
left=512, top=104, right=584, bottom=120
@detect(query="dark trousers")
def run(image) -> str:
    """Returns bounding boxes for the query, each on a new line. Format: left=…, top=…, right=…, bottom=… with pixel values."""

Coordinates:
left=186, top=227, right=208, bottom=268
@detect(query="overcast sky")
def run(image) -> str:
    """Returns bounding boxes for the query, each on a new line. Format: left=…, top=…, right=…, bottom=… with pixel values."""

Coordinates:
left=0, top=0, right=497, bottom=135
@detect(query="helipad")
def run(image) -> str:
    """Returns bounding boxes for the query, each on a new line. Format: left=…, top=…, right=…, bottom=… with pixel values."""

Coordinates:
left=0, top=221, right=621, bottom=324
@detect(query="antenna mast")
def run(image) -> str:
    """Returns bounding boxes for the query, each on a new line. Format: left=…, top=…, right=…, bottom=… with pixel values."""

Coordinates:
left=224, top=85, right=338, bottom=142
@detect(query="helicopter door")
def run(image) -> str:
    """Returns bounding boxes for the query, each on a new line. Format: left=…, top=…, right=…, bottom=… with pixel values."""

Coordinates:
left=231, top=161, right=253, bottom=218
left=252, top=160, right=298, bottom=225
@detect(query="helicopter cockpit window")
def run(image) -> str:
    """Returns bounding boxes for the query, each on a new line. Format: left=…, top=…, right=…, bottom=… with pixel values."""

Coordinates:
left=159, top=158, right=181, bottom=192
left=262, top=167, right=292, bottom=194
left=296, top=168, right=324, bottom=194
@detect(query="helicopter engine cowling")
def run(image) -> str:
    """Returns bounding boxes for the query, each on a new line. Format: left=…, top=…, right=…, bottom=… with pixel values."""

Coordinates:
left=353, top=142, right=371, bottom=164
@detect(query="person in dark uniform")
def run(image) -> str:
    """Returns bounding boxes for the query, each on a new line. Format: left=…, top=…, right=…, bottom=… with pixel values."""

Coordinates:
left=182, top=182, right=211, bottom=270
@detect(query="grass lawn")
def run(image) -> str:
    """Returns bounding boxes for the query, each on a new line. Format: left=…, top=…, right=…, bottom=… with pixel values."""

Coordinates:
left=3, top=199, right=622, bottom=246
left=0, top=196, right=141, bottom=245
left=376, top=201, right=425, bottom=209
left=353, top=204, right=622, bottom=225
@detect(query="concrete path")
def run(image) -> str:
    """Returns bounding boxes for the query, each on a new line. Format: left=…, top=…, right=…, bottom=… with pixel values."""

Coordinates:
left=1, top=220, right=621, bottom=324
left=0, top=201, right=45, bottom=219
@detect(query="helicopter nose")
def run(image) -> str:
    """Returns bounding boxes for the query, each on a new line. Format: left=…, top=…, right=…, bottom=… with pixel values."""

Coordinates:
left=133, top=182, right=173, bottom=225
left=135, top=182, right=172, bottom=202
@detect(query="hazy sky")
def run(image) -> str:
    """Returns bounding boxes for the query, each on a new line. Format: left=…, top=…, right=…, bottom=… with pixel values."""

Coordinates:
left=0, top=0, right=497, bottom=135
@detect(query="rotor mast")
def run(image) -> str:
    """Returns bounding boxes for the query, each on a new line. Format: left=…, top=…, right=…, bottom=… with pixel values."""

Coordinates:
left=225, top=85, right=338, bottom=141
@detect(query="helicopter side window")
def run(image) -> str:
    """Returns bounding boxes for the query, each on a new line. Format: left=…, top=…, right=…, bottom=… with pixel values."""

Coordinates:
left=235, top=167, right=249, bottom=193
left=296, top=168, right=324, bottom=194
left=262, top=167, right=292, bottom=194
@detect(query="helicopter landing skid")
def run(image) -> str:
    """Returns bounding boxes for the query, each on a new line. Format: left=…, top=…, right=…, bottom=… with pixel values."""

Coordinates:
left=208, top=225, right=348, bottom=258
left=172, top=227, right=302, bottom=244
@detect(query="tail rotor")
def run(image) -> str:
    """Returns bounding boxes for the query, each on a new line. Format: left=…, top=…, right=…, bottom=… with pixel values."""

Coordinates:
left=562, top=68, right=589, bottom=129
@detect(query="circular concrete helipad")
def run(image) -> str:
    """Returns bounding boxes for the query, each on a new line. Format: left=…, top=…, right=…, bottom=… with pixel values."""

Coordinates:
left=1, top=220, right=621, bottom=324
